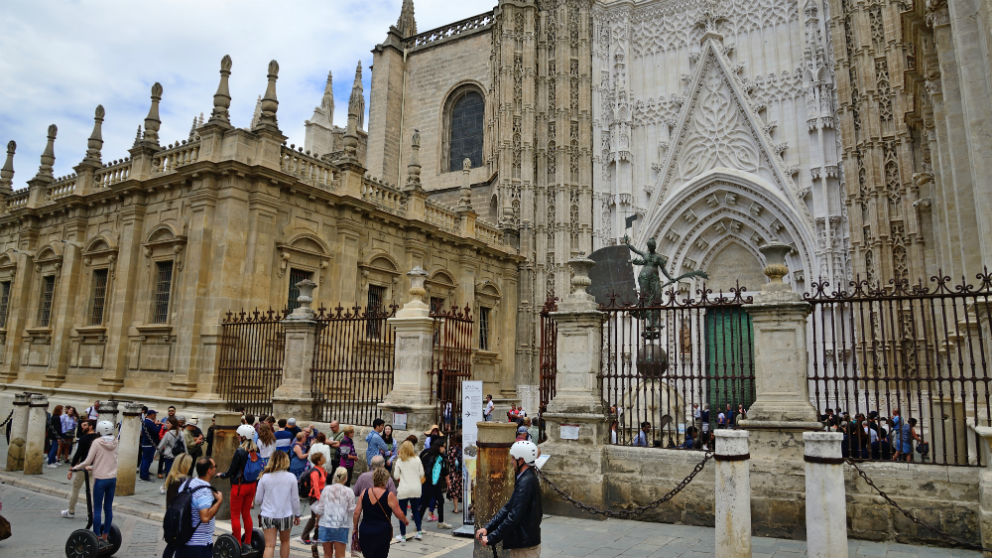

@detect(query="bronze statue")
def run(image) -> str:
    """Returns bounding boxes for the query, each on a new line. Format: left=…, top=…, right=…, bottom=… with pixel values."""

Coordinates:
left=623, top=235, right=709, bottom=340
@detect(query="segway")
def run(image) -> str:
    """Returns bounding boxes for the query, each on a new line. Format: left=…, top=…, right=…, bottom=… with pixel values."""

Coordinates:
left=213, top=527, right=264, bottom=558
left=65, top=470, right=122, bottom=558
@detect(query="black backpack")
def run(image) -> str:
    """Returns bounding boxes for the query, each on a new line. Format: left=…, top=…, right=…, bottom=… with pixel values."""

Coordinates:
left=163, top=480, right=212, bottom=546
left=171, top=432, right=186, bottom=456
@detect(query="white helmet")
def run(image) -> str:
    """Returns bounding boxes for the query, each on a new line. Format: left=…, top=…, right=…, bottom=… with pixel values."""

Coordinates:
left=509, top=440, right=539, bottom=465
left=237, top=424, right=255, bottom=439
left=96, top=420, right=115, bottom=437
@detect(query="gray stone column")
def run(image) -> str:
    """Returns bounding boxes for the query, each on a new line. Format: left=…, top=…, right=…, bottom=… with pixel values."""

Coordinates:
left=540, top=257, right=610, bottom=516
left=380, top=267, right=438, bottom=435
left=715, top=430, right=751, bottom=558
left=474, top=421, right=518, bottom=558
left=5, top=393, right=30, bottom=471
left=116, top=402, right=143, bottom=496
left=98, top=400, right=119, bottom=427
left=212, top=411, right=242, bottom=519
left=24, top=394, right=48, bottom=475
left=973, top=426, right=992, bottom=556
left=272, top=279, right=318, bottom=420
left=804, top=432, right=847, bottom=558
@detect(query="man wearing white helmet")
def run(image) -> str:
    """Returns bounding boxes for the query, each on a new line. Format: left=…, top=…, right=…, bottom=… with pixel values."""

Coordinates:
left=475, top=439, right=543, bottom=557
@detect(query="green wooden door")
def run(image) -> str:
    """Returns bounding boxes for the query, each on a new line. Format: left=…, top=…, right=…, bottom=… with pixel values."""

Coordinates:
left=705, top=307, right=755, bottom=424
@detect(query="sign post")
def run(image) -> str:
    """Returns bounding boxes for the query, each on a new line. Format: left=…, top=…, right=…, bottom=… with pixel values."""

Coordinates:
left=454, top=380, right=483, bottom=536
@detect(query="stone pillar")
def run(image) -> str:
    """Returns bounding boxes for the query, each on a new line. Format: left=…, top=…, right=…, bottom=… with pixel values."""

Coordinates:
left=380, top=267, right=438, bottom=435
left=272, top=279, right=318, bottom=420
left=5, top=393, right=30, bottom=471
left=973, top=427, right=992, bottom=556
left=932, top=398, right=968, bottom=465
left=212, top=411, right=242, bottom=519
left=540, top=257, right=610, bottom=516
left=474, top=421, right=517, bottom=558
left=98, top=400, right=119, bottom=427
left=804, top=432, right=847, bottom=558
left=24, top=394, right=48, bottom=475
left=116, top=402, right=143, bottom=496
left=715, top=430, right=751, bottom=558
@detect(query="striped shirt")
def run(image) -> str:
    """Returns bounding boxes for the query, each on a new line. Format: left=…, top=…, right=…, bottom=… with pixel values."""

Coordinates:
left=185, top=478, right=216, bottom=546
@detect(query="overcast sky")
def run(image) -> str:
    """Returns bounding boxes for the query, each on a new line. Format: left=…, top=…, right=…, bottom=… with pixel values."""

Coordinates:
left=0, top=0, right=496, bottom=185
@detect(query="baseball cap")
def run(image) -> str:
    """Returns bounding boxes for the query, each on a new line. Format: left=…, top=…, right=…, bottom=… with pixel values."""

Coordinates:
left=188, top=416, right=199, bottom=425
left=146, top=409, right=157, bottom=415
left=288, top=418, right=297, bottom=425
left=517, top=426, right=529, bottom=433
left=176, top=415, right=187, bottom=423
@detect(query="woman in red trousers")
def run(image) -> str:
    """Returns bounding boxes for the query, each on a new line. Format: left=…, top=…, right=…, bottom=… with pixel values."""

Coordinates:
left=218, top=424, right=266, bottom=550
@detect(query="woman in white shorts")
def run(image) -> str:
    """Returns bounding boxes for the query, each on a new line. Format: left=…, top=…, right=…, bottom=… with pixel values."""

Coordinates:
left=311, top=466, right=356, bottom=558
left=254, top=451, right=300, bottom=558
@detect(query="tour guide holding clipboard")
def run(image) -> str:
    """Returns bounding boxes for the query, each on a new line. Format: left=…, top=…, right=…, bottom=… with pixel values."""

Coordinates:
left=475, top=440, right=543, bottom=557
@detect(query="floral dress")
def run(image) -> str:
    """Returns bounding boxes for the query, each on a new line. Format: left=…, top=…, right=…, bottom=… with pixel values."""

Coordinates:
left=445, top=444, right=462, bottom=500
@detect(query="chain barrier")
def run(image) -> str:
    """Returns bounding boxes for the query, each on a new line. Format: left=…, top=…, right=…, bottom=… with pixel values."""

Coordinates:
left=537, top=452, right=713, bottom=519
left=846, top=458, right=989, bottom=552
left=0, top=409, right=13, bottom=429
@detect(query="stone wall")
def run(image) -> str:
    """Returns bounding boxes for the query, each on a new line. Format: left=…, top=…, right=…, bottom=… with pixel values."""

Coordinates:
left=566, top=445, right=980, bottom=546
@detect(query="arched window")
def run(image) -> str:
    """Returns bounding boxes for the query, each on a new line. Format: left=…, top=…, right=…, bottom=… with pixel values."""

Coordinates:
left=445, top=87, right=485, bottom=172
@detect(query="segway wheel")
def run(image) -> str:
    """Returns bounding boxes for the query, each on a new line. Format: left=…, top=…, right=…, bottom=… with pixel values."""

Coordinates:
left=65, top=528, right=100, bottom=558
left=249, top=529, right=265, bottom=553
left=213, top=534, right=243, bottom=558
left=106, top=524, right=122, bottom=555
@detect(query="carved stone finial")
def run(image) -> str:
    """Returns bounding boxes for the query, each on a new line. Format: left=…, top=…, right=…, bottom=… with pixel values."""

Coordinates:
left=84, top=105, right=105, bottom=163
left=250, top=95, right=263, bottom=129
left=286, top=279, right=317, bottom=321
left=0, top=140, right=15, bottom=194
left=208, top=54, right=233, bottom=127
left=348, top=61, right=365, bottom=130
left=395, top=266, right=430, bottom=318
left=254, top=60, right=280, bottom=131
left=35, top=124, right=57, bottom=180
left=759, top=242, right=793, bottom=293
left=457, top=157, right=473, bottom=212
left=321, top=71, right=333, bottom=111
left=405, top=130, right=422, bottom=190
left=143, top=82, right=163, bottom=146
left=132, top=125, right=142, bottom=148
left=396, top=0, right=418, bottom=37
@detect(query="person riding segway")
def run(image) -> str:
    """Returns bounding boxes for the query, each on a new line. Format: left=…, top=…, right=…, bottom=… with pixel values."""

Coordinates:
left=213, top=424, right=264, bottom=558
left=65, top=420, right=122, bottom=558
left=475, top=440, right=542, bottom=557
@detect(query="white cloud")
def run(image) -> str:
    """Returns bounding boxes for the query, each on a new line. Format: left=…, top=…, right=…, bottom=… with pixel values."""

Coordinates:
left=0, top=0, right=496, bottom=183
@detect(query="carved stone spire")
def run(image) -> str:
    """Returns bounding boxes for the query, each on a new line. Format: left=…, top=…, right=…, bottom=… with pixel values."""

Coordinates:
left=253, top=60, right=280, bottom=132
left=83, top=105, right=105, bottom=164
left=34, top=124, right=57, bottom=181
left=457, top=157, right=473, bottom=212
left=396, top=0, right=417, bottom=37
left=250, top=96, right=262, bottom=129
left=0, top=141, right=15, bottom=195
left=321, top=71, right=334, bottom=113
left=143, top=83, right=163, bottom=146
left=405, top=129, right=422, bottom=190
left=208, top=55, right=233, bottom=127
left=348, top=61, right=365, bottom=131
left=132, top=125, right=143, bottom=148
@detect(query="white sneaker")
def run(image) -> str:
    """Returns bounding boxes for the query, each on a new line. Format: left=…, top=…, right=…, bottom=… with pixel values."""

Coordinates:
left=393, top=535, right=405, bottom=543
left=60, top=509, right=74, bottom=518
left=46, top=463, right=58, bottom=468
left=438, top=522, right=452, bottom=529
left=159, top=486, right=166, bottom=495
left=414, top=531, right=423, bottom=540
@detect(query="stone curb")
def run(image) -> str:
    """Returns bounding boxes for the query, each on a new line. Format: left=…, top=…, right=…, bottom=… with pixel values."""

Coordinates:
left=0, top=471, right=165, bottom=523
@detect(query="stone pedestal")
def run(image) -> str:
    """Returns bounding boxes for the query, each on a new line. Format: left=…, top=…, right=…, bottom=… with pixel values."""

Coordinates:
left=541, top=257, right=610, bottom=516
left=98, top=399, right=120, bottom=427
left=804, top=432, right=847, bottom=558
left=474, top=421, right=517, bottom=558
left=212, top=411, right=243, bottom=519
left=24, top=394, right=48, bottom=475
left=5, top=393, right=30, bottom=471
left=116, top=402, right=143, bottom=496
left=272, top=279, right=318, bottom=420
left=973, top=427, right=992, bottom=556
left=381, top=267, right=442, bottom=435
left=715, top=430, right=751, bottom=558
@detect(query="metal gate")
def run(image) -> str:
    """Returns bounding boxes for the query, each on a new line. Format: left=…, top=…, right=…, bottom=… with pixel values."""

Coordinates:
left=431, top=305, right=474, bottom=434
left=217, top=309, right=288, bottom=417
left=538, top=296, right=558, bottom=442
left=311, top=304, right=396, bottom=426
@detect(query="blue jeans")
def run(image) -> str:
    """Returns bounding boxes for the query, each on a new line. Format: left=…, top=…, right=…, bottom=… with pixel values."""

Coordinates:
left=92, top=477, right=116, bottom=536
left=161, top=457, right=174, bottom=478
left=398, top=497, right=422, bottom=536
left=47, top=439, right=59, bottom=464
left=139, top=446, right=156, bottom=480
left=175, top=544, right=212, bottom=558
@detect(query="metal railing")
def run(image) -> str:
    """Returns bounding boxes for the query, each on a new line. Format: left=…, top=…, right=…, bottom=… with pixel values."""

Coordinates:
left=310, top=304, right=397, bottom=426
left=216, top=308, right=288, bottom=417
left=538, top=297, right=559, bottom=443
left=599, top=286, right=755, bottom=449
left=805, top=269, right=992, bottom=466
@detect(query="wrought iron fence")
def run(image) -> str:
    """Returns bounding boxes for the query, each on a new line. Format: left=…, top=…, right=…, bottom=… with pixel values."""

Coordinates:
left=217, top=309, right=288, bottom=417
left=538, top=297, right=559, bottom=443
left=310, top=304, right=397, bottom=426
left=431, top=305, right=474, bottom=434
left=600, top=286, right=755, bottom=449
left=805, top=269, right=992, bottom=466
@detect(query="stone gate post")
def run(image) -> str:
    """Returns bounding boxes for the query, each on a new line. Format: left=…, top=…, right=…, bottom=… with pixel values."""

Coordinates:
left=5, top=392, right=30, bottom=471
left=739, top=243, right=821, bottom=536
left=212, top=410, right=243, bottom=520
left=715, top=430, right=751, bottom=558
left=272, top=279, right=319, bottom=420
left=116, top=402, right=144, bottom=496
left=98, top=399, right=119, bottom=426
left=473, top=421, right=518, bottom=558
left=24, top=394, right=48, bottom=475
left=380, top=267, right=438, bottom=436
left=540, top=256, right=610, bottom=516
left=973, top=427, right=992, bottom=555
left=804, top=432, right=847, bottom=558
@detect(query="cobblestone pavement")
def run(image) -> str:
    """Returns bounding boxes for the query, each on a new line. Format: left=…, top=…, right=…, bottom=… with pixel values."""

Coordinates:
left=0, top=438, right=981, bottom=558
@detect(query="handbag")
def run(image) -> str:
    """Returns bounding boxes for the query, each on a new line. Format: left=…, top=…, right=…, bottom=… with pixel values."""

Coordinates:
left=371, top=488, right=394, bottom=540
left=0, top=513, right=11, bottom=540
